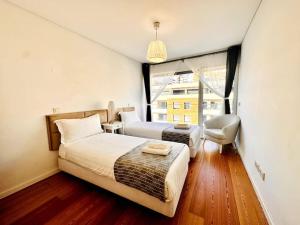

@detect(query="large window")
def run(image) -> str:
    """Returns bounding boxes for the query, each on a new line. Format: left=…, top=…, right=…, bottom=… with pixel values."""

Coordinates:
left=150, top=53, right=230, bottom=125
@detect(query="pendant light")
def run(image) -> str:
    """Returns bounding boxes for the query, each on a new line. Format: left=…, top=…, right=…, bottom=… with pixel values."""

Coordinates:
left=147, top=21, right=167, bottom=63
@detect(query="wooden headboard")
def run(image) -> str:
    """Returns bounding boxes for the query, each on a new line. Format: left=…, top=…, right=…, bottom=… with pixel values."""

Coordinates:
left=45, top=109, right=108, bottom=151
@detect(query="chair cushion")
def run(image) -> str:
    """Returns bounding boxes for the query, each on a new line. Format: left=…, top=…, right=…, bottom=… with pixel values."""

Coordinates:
left=204, top=128, right=225, bottom=140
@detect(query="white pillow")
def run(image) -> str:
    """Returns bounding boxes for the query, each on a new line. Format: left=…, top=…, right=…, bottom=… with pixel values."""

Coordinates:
left=55, top=114, right=103, bottom=144
left=119, top=111, right=141, bottom=123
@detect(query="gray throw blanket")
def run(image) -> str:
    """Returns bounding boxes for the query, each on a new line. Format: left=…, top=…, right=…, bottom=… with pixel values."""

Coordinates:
left=114, top=141, right=184, bottom=201
left=162, top=125, right=197, bottom=145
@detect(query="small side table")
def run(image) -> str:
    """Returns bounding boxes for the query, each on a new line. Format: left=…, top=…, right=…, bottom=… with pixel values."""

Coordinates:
left=102, top=122, right=124, bottom=134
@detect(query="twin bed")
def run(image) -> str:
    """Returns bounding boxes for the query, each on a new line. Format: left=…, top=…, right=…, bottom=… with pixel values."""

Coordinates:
left=119, top=107, right=202, bottom=158
left=46, top=109, right=201, bottom=217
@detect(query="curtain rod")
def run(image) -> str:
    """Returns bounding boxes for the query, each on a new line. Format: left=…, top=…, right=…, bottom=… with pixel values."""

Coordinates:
left=149, top=49, right=228, bottom=65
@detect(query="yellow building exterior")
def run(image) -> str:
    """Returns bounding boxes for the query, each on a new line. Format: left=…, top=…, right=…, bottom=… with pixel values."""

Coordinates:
left=167, top=97, right=198, bottom=124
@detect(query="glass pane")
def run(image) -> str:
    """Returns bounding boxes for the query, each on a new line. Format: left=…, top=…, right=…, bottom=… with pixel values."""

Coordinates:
left=151, top=72, right=199, bottom=125
left=202, top=66, right=227, bottom=123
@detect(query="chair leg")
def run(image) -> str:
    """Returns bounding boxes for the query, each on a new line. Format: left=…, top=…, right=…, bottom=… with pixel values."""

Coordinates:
left=202, top=138, right=206, bottom=149
left=219, top=144, right=223, bottom=154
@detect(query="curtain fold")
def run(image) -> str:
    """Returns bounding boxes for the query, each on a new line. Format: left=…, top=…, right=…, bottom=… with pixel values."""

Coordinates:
left=224, top=45, right=241, bottom=114
left=142, top=63, right=151, bottom=121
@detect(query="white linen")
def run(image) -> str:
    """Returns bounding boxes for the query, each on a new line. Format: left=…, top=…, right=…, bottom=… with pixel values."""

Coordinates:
left=55, top=114, right=103, bottom=144
left=59, top=133, right=190, bottom=201
left=119, top=111, right=141, bottom=123
left=123, top=121, right=202, bottom=148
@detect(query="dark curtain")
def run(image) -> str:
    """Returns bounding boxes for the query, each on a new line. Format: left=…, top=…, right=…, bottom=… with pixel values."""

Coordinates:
left=224, top=45, right=241, bottom=114
left=142, top=63, right=152, bottom=121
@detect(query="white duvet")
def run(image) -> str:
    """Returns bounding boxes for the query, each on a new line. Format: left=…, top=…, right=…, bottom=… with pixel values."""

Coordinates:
left=59, top=133, right=190, bottom=201
left=123, top=121, right=202, bottom=147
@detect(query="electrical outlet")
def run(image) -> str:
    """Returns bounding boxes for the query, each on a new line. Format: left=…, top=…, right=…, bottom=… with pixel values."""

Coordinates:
left=255, top=161, right=266, bottom=181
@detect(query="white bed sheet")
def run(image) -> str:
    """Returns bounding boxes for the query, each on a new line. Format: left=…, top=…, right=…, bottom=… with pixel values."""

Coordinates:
left=124, top=121, right=202, bottom=148
left=59, top=133, right=190, bottom=201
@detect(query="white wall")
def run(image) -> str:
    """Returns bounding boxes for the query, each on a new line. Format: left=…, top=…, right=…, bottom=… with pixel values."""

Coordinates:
left=238, top=0, right=300, bottom=224
left=0, top=1, right=143, bottom=197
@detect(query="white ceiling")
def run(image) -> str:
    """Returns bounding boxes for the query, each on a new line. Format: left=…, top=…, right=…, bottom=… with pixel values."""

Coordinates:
left=8, top=0, right=260, bottom=62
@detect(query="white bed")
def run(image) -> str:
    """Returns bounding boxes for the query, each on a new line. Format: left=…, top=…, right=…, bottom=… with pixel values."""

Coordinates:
left=123, top=121, right=202, bottom=158
left=58, top=132, right=190, bottom=217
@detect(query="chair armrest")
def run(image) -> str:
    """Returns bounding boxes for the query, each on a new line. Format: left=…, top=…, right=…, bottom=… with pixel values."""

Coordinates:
left=222, top=121, right=240, bottom=140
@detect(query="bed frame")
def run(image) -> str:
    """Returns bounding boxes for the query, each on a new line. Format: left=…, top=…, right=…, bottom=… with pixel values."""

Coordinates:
left=45, top=107, right=187, bottom=217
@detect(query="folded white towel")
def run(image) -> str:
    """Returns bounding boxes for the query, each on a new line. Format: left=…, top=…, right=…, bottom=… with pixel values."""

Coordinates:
left=142, top=146, right=171, bottom=156
left=147, top=143, right=170, bottom=150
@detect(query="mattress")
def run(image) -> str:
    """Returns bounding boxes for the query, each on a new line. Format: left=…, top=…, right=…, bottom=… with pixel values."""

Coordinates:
left=123, top=121, right=202, bottom=156
left=59, top=133, right=190, bottom=201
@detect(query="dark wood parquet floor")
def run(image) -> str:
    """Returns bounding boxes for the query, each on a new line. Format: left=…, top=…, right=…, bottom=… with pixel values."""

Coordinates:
left=0, top=141, right=268, bottom=225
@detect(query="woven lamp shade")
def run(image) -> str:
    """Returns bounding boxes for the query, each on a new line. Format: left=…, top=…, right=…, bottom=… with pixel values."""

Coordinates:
left=147, top=40, right=167, bottom=63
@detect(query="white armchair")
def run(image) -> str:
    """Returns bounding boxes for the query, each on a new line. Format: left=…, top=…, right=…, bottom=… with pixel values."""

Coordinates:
left=203, top=114, right=240, bottom=153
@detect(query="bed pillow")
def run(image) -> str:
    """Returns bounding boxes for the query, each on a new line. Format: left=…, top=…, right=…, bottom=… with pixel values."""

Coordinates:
left=119, top=111, right=141, bottom=123
left=55, top=114, right=103, bottom=144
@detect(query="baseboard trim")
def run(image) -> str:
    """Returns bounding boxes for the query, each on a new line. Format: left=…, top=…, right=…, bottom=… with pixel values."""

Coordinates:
left=238, top=150, right=275, bottom=225
left=0, top=168, right=60, bottom=199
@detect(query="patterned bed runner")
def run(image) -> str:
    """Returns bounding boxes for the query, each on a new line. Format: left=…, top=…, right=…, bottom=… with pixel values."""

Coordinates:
left=162, top=125, right=197, bottom=145
left=114, top=141, right=184, bottom=201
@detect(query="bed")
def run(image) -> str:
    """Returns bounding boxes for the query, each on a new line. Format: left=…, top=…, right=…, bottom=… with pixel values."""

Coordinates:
left=118, top=107, right=202, bottom=158
left=46, top=109, right=190, bottom=217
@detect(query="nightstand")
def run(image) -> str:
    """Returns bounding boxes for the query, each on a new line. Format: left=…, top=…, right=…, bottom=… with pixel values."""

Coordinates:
left=102, top=122, right=124, bottom=134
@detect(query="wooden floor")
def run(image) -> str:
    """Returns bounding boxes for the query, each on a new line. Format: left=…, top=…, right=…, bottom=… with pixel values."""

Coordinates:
left=0, top=142, right=268, bottom=225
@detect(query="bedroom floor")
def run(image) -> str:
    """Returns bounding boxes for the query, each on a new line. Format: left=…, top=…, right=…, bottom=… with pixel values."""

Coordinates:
left=0, top=141, right=268, bottom=225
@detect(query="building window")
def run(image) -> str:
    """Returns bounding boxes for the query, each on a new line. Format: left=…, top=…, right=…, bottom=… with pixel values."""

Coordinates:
left=158, top=101, right=167, bottom=109
left=158, top=113, right=167, bottom=121
left=184, top=115, right=191, bottom=123
left=173, top=89, right=185, bottom=95
left=184, top=102, right=191, bottom=109
left=211, top=101, right=217, bottom=109
left=173, top=115, right=180, bottom=122
left=173, top=102, right=180, bottom=109
left=187, top=88, right=198, bottom=94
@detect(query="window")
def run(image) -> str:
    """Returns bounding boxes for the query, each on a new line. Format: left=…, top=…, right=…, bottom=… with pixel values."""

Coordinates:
left=158, top=101, right=167, bottom=109
left=158, top=114, right=167, bottom=121
left=187, top=89, right=198, bottom=94
left=184, top=115, right=191, bottom=123
left=184, top=102, right=191, bottom=109
left=173, top=115, right=180, bottom=122
left=211, top=101, right=217, bottom=109
left=173, top=102, right=180, bottom=109
left=150, top=53, right=227, bottom=125
left=173, top=89, right=185, bottom=95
